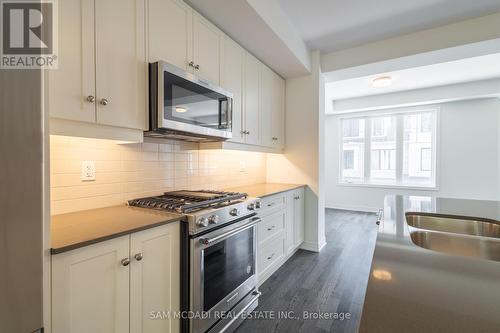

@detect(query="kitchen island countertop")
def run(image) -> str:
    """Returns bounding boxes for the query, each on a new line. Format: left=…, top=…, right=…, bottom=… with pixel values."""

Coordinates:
left=359, top=195, right=500, bottom=333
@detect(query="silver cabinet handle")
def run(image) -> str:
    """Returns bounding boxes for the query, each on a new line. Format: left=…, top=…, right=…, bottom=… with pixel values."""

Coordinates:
left=376, top=208, right=384, bottom=225
left=246, top=130, right=250, bottom=135
left=195, top=64, right=200, bottom=70
left=120, top=258, right=130, bottom=266
left=188, top=61, right=195, bottom=68
left=134, top=253, right=143, bottom=261
left=272, top=137, right=278, bottom=141
left=267, top=225, right=275, bottom=231
left=267, top=253, right=275, bottom=260
left=100, top=98, right=109, bottom=106
left=86, top=95, right=95, bottom=103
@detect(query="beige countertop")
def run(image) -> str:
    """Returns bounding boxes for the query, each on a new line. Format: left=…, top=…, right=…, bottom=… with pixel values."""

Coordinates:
left=225, top=183, right=305, bottom=198
left=51, top=205, right=183, bottom=254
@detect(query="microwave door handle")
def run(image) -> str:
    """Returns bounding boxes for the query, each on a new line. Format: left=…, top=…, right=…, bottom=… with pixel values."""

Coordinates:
left=199, top=217, right=262, bottom=246
left=219, top=98, right=231, bottom=129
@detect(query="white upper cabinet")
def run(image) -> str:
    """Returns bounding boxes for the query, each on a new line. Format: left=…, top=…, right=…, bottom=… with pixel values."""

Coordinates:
left=192, top=12, right=222, bottom=85
left=49, top=0, right=146, bottom=132
left=272, top=72, right=285, bottom=149
left=148, top=1, right=221, bottom=84
left=148, top=0, right=192, bottom=70
left=48, top=0, right=96, bottom=123
left=244, top=52, right=261, bottom=145
left=260, top=64, right=285, bottom=149
left=260, top=65, right=274, bottom=147
left=95, top=0, right=147, bottom=129
left=221, top=36, right=245, bottom=143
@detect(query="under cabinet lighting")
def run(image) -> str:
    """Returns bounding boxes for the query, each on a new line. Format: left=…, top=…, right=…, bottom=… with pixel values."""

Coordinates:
left=175, top=106, right=188, bottom=113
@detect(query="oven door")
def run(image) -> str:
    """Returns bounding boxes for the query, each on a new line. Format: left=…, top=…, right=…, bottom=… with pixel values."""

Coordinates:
left=154, top=61, right=233, bottom=139
left=190, top=216, right=261, bottom=333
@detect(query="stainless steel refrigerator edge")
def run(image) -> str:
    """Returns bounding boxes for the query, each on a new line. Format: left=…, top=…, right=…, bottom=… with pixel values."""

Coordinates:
left=0, top=65, right=46, bottom=331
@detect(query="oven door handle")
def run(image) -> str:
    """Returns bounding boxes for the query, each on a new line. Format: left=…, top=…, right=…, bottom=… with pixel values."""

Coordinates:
left=199, top=217, right=262, bottom=245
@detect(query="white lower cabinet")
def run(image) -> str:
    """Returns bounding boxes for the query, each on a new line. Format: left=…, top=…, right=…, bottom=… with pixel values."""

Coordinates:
left=256, top=187, right=305, bottom=284
left=52, top=222, right=180, bottom=333
left=130, top=224, right=180, bottom=333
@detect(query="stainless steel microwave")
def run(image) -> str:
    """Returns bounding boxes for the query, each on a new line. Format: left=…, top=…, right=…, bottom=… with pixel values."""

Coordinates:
left=147, top=61, right=233, bottom=141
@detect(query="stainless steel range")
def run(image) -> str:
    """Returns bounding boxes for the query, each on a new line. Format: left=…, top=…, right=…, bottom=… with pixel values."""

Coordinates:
left=128, top=190, right=263, bottom=333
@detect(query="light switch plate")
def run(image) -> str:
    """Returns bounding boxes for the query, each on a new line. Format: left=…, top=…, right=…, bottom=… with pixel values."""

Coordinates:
left=81, top=160, right=96, bottom=181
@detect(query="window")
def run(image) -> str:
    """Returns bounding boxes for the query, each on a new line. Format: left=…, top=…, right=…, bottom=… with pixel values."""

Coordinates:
left=343, top=118, right=361, bottom=138
left=343, top=150, right=354, bottom=170
left=341, top=119, right=365, bottom=181
left=340, top=109, right=437, bottom=188
left=420, top=148, right=431, bottom=171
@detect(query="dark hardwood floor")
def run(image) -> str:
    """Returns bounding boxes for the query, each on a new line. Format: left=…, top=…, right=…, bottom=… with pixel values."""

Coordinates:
left=236, top=209, right=378, bottom=333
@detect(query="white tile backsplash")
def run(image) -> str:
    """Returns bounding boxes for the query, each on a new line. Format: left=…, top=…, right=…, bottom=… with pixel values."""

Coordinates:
left=50, top=136, right=267, bottom=214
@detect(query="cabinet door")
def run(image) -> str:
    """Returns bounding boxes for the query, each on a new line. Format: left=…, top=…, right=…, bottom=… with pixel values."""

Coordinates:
left=192, top=11, right=221, bottom=84
left=294, top=188, right=305, bottom=247
left=48, top=0, right=95, bottom=123
left=272, top=74, right=285, bottom=149
left=95, top=0, right=147, bottom=130
left=243, top=52, right=261, bottom=145
left=285, top=191, right=295, bottom=255
left=221, top=37, right=244, bottom=143
left=148, top=0, right=192, bottom=69
left=130, top=223, right=180, bottom=333
left=52, top=236, right=130, bottom=333
left=260, top=64, right=274, bottom=147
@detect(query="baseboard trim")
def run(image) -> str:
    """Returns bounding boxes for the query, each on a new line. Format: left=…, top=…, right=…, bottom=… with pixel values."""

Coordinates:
left=300, top=240, right=327, bottom=253
left=325, top=202, right=379, bottom=213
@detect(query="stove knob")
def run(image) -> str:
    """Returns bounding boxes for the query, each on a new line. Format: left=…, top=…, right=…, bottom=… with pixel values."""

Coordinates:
left=255, top=201, right=262, bottom=209
left=197, top=217, right=209, bottom=227
left=247, top=203, right=255, bottom=210
left=229, top=208, right=239, bottom=216
left=208, top=215, right=220, bottom=224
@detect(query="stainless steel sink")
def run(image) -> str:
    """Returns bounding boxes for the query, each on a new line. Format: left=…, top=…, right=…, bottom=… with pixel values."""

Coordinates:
left=406, top=213, right=500, bottom=261
left=410, top=230, right=500, bottom=262
left=406, top=214, right=500, bottom=238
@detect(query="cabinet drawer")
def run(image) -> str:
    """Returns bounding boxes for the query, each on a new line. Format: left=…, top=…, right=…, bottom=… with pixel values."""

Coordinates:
left=258, top=234, right=285, bottom=275
left=259, top=193, right=286, bottom=215
left=258, top=210, right=285, bottom=244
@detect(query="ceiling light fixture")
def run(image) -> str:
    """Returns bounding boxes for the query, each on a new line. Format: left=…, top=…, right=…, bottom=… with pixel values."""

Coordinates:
left=175, top=106, right=188, bottom=113
left=372, top=76, right=393, bottom=88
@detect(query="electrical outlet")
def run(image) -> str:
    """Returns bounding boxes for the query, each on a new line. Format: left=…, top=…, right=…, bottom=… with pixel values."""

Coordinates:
left=239, top=161, right=247, bottom=172
left=81, top=161, right=96, bottom=181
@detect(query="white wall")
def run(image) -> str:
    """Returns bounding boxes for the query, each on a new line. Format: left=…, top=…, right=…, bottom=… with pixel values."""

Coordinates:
left=267, top=51, right=326, bottom=252
left=325, top=98, right=500, bottom=212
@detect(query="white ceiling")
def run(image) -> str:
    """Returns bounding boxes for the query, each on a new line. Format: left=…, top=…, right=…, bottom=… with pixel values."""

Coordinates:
left=277, top=0, right=500, bottom=53
left=326, top=53, right=500, bottom=100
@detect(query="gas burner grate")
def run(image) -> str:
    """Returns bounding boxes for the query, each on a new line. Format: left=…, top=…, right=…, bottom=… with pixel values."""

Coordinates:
left=128, top=190, right=248, bottom=213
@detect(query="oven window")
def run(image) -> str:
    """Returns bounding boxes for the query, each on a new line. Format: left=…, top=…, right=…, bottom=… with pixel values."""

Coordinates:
left=164, top=71, right=230, bottom=130
left=203, top=228, right=254, bottom=311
